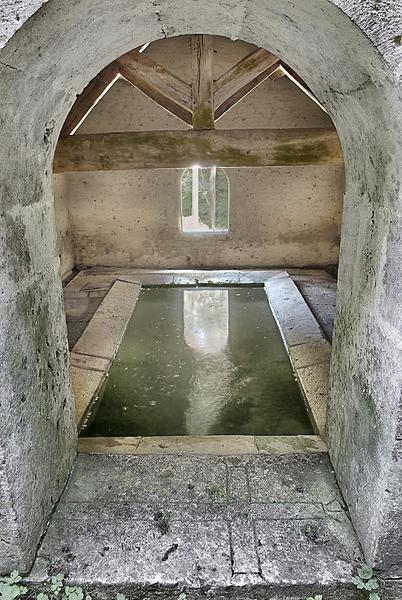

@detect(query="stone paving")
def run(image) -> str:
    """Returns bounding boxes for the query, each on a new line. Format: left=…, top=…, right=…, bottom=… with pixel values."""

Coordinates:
left=29, top=453, right=363, bottom=599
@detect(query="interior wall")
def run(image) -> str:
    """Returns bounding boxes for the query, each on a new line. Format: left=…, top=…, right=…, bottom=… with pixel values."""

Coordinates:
left=54, top=35, right=344, bottom=270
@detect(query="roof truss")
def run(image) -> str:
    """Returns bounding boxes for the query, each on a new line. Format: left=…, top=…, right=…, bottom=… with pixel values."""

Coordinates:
left=60, top=36, right=327, bottom=137
left=117, top=49, right=192, bottom=125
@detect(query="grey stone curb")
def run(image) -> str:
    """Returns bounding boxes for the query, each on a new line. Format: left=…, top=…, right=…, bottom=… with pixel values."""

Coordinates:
left=70, top=280, right=141, bottom=426
left=264, top=271, right=331, bottom=437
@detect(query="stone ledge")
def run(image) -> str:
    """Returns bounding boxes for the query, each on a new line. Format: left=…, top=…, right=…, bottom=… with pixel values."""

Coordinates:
left=78, top=435, right=327, bottom=455
left=264, top=272, right=330, bottom=437
left=70, top=280, right=141, bottom=428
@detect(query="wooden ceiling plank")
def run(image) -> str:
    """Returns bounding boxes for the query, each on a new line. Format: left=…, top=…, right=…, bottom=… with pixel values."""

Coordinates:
left=60, top=62, right=120, bottom=137
left=117, top=50, right=192, bottom=125
left=54, top=128, right=343, bottom=172
left=191, top=34, right=215, bottom=129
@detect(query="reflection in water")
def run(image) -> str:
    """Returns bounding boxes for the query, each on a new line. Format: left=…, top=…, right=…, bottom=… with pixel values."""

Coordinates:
left=183, top=290, right=228, bottom=355
left=183, top=290, right=232, bottom=435
left=83, top=287, right=313, bottom=438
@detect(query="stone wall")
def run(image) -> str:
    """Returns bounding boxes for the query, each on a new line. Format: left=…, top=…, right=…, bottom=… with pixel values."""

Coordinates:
left=54, top=35, right=344, bottom=271
left=53, top=176, right=75, bottom=279
left=0, top=0, right=401, bottom=577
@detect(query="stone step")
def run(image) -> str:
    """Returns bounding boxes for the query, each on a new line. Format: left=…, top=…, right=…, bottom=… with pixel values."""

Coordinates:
left=27, top=453, right=365, bottom=600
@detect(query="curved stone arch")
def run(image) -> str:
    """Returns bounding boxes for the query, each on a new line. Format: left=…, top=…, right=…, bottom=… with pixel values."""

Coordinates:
left=0, top=0, right=401, bottom=574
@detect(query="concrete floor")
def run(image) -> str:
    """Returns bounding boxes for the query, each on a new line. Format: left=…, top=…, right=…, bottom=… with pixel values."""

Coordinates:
left=26, top=268, right=366, bottom=598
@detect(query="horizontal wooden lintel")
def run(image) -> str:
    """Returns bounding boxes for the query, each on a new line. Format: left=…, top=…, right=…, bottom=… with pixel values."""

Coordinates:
left=54, top=128, right=342, bottom=172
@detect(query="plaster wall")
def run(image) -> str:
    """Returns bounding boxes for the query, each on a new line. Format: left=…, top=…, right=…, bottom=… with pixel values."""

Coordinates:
left=55, top=36, right=343, bottom=270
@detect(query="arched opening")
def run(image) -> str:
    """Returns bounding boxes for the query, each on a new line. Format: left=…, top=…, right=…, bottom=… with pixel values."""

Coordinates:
left=0, top=0, right=401, bottom=586
left=180, top=166, right=230, bottom=233
left=55, top=34, right=339, bottom=443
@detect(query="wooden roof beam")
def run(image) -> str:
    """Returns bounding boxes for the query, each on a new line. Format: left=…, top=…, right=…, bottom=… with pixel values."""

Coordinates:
left=191, top=34, right=215, bottom=129
left=214, top=48, right=279, bottom=121
left=54, top=128, right=343, bottom=172
left=60, top=63, right=120, bottom=137
left=117, top=49, right=193, bottom=125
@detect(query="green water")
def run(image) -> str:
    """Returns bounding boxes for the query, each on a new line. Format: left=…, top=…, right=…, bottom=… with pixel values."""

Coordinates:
left=83, top=287, right=313, bottom=437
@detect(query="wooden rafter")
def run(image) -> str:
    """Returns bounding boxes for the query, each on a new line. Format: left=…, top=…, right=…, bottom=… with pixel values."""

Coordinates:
left=214, top=48, right=279, bottom=121
left=117, top=49, right=192, bottom=125
left=60, top=63, right=120, bottom=137
left=191, top=34, right=215, bottom=129
left=279, top=63, right=327, bottom=113
left=268, top=64, right=286, bottom=81
left=54, top=128, right=342, bottom=172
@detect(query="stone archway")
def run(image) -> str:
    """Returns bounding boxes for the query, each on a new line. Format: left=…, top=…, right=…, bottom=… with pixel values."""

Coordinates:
left=0, top=0, right=401, bottom=576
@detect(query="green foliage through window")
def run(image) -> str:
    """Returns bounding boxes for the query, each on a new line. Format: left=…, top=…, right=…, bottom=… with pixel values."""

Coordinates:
left=180, top=166, right=229, bottom=232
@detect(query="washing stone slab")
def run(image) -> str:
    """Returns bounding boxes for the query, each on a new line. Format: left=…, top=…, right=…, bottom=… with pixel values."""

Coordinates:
left=296, top=362, right=330, bottom=437
left=264, top=272, right=326, bottom=348
left=70, top=366, right=105, bottom=425
left=264, top=271, right=330, bottom=438
left=69, top=280, right=141, bottom=427
left=71, top=280, right=141, bottom=360
left=288, top=340, right=332, bottom=369
left=27, top=453, right=363, bottom=599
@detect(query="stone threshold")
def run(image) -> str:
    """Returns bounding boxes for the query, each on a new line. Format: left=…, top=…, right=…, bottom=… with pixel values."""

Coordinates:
left=26, top=452, right=364, bottom=600
left=78, top=434, right=327, bottom=455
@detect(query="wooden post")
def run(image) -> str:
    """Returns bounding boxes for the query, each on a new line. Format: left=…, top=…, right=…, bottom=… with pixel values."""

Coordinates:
left=191, top=35, right=215, bottom=130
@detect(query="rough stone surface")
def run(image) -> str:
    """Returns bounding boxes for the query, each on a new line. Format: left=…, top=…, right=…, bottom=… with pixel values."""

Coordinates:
left=27, top=453, right=363, bottom=598
left=0, top=0, right=401, bottom=578
left=0, top=261, right=77, bottom=572
left=0, top=0, right=49, bottom=47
